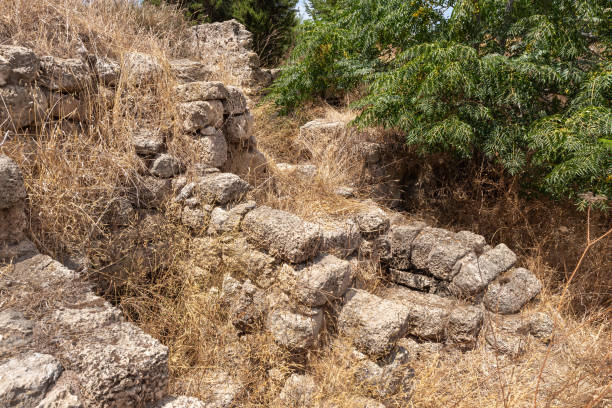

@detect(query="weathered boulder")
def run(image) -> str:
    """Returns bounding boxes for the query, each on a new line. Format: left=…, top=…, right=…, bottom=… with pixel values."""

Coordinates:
left=208, top=201, right=255, bottom=235
left=198, top=172, right=251, bottom=204
left=384, top=286, right=483, bottom=347
left=182, top=206, right=210, bottom=230
left=277, top=374, right=317, bottom=407
left=170, top=59, right=213, bottom=83
left=40, top=56, right=90, bottom=93
left=178, top=100, right=224, bottom=132
left=354, top=205, right=390, bottom=239
left=0, top=309, right=34, bottom=355
left=298, top=120, right=345, bottom=156
left=223, top=86, right=248, bottom=115
left=450, top=244, right=517, bottom=297
left=0, top=154, right=27, bottom=210
left=267, top=306, right=323, bottom=349
left=36, top=379, right=83, bottom=408
left=122, top=52, right=162, bottom=83
left=0, top=85, right=47, bottom=130
left=338, top=289, right=410, bottom=356
left=194, top=131, right=228, bottom=168
left=132, top=128, right=164, bottom=155
left=156, top=396, right=207, bottom=408
left=132, top=176, right=172, bottom=208
left=0, top=45, right=40, bottom=85
left=347, top=346, right=414, bottom=398
left=198, top=371, right=242, bottom=408
left=220, top=236, right=277, bottom=289
left=410, top=227, right=454, bottom=271
left=0, top=353, right=63, bottom=408
left=174, top=81, right=229, bottom=102
left=221, top=275, right=266, bottom=332
left=191, top=20, right=267, bottom=89
left=242, top=206, right=322, bottom=263
left=150, top=154, right=184, bottom=178
left=280, top=255, right=352, bottom=307
left=94, top=56, right=120, bottom=87
left=387, top=222, right=427, bottom=269
left=223, top=112, right=253, bottom=143
left=320, top=220, right=361, bottom=257
left=484, top=268, right=542, bottom=314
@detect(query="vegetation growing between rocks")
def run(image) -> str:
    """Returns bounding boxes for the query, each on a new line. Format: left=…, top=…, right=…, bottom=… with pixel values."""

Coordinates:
left=271, top=0, right=612, bottom=204
left=148, top=0, right=299, bottom=65
left=1, top=0, right=610, bottom=407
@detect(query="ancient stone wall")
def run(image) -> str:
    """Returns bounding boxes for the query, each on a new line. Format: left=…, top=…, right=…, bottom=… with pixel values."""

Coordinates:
left=1, top=40, right=551, bottom=407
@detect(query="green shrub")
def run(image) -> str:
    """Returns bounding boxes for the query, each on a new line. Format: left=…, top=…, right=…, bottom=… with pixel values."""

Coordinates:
left=271, top=0, right=611, bottom=204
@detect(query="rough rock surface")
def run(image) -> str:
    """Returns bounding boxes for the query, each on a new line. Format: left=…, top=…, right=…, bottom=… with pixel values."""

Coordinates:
left=280, top=255, right=352, bottom=307
left=484, top=268, right=542, bottom=314
left=157, top=396, right=207, bottom=408
left=190, top=20, right=271, bottom=90
left=320, top=220, right=362, bottom=257
left=0, top=155, right=27, bottom=209
left=122, top=52, right=162, bottom=83
left=267, top=305, right=323, bottom=349
left=338, top=289, right=410, bottom=356
left=450, top=244, right=517, bottom=297
left=170, top=59, right=214, bottom=84
left=0, top=45, right=40, bottom=85
left=224, top=113, right=254, bottom=142
left=354, top=205, right=390, bottom=239
left=174, top=81, right=229, bottom=102
left=132, top=129, right=164, bottom=155
left=198, top=172, right=251, bottom=204
left=0, top=353, right=63, bottom=407
left=384, top=285, right=483, bottom=347
left=194, top=132, right=228, bottom=168
left=221, top=275, right=266, bottom=331
left=178, top=100, right=224, bottom=132
left=242, top=206, right=322, bottom=263
left=277, top=374, right=317, bottom=407
left=150, top=154, right=184, bottom=178
left=0, top=85, right=47, bottom=130
left=40, top=56, right=89, bottom=93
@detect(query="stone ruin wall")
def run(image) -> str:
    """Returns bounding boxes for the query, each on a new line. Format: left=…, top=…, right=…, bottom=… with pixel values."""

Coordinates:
left=0, top=21, right=553, bottom=408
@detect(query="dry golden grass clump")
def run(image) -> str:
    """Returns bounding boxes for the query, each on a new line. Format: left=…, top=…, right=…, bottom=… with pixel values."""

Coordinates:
left=0, top=1, right=610, bottom=407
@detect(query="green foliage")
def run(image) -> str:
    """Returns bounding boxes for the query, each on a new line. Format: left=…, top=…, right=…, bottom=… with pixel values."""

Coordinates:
left=147, top=0, right=298, bottom=65
left=271, top=0, right=612, bottom=203
left=146, top=0, right=232, bottom=22
left=230, top=0, right=298, bottom=65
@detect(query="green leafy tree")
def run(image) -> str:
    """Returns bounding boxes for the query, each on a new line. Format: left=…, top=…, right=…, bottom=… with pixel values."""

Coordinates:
left=230, top=0, right=298, bottom=65
left=271, top=0, right=612, bottom=204
left=148, top=0, right=298, bottom=65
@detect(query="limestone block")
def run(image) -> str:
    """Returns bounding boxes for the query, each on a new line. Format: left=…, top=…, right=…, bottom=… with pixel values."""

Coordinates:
left=174, top=81, right=228, bottom=102
left=178, top=100, right=224, bottom=132
left=150, top=154, right=184, bottom=178
left=198, top=172, right=251, bottom=205
left=242, top=206, right=322, bottom=263
left=223, top=112, right=253, bottom=143
left=0, top=353, right=62, bottom=408
left=223, top=86, right=248, bottom=115
left=40, top=56, right=90, bottom=93
left=338, top=289, right=411, bottom=356
left=194, top=131, right=228, bottom=168
left=267, top=307, right=323, bottom=349
left=280, top=255, right=352, bottom=307
left=0, top=45, right=40, bottom=85
left=450, top=244, right=517, bottom=297
left=484, top=267, right=542, bottom=314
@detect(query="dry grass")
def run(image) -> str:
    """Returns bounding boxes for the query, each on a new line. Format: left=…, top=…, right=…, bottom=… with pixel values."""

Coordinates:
left=1, top=1, right=610, bottom=407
